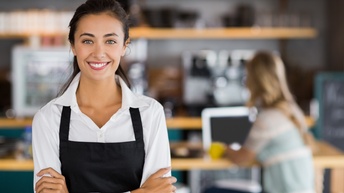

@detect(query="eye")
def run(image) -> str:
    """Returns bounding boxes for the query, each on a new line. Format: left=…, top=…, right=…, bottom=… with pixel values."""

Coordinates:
left=106, top=40, right=116, bottom=44
left=82, top=40, right=93, bottom=44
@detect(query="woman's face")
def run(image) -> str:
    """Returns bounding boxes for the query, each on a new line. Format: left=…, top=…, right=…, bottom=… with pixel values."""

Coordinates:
left=71, top=13, right=127, bottom=82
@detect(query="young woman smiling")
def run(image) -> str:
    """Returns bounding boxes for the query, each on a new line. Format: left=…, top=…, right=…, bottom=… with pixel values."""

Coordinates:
left=32, top=0, right=177, bottom=192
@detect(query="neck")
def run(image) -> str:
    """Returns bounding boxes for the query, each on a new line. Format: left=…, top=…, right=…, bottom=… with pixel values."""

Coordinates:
left=76, top=76, right=122, bottom=108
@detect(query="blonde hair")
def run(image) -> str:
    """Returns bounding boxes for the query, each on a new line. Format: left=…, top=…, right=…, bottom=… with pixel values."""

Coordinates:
left=245, top=51, right=314, bottom=147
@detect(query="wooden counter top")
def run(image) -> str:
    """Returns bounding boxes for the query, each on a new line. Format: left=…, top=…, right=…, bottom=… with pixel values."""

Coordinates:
left=0, top=118, right=32, bottom=128
left=168, top=116, right=316, bottom=129
left=0, top=159, right=33, bottom=171
left=171, top=141, right=344, bottom=170
left=0, top=116, right=329, bottom=171
left=1, top=141, right=343, bottom=171
left=0, top=116, right=315, bottom=129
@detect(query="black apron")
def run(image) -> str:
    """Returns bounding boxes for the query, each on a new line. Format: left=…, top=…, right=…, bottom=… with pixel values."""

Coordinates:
left=59, top=106, right=145, bottom=193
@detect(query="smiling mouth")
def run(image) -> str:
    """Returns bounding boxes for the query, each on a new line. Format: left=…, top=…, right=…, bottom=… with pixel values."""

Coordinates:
left=88, top=62, right=109, bottom=70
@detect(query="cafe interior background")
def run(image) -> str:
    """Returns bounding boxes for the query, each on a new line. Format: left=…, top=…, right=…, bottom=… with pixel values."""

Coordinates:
left=0, top=0, right=344, bottom=192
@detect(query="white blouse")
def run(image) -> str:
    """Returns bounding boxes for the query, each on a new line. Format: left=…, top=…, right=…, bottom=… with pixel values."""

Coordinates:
left=32, top=73, right=171, bottom=192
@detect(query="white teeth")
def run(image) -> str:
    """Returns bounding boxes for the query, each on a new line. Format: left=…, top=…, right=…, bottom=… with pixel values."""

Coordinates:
left=89, top=62, right=107, bottom=68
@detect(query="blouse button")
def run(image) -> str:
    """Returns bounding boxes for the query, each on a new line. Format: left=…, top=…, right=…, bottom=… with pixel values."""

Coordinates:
left=98, top=132, right=104, bottom=142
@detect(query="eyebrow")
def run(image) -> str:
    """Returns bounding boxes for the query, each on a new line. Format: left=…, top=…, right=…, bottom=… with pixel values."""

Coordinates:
left=79, top=33, right=119, bottom=38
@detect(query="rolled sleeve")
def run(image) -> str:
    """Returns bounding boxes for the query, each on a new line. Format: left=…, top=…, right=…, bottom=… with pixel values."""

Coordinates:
left=140, top=102, right=171, bottom=185
left=32, top=108, right=61, bottom=187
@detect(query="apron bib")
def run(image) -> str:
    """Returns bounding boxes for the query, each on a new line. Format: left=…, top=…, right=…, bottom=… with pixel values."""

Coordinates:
left=59, top=106, right=145, bottom=193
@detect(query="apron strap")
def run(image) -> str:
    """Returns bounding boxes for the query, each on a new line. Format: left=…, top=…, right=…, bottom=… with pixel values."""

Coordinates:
left=129, top=107, right=144, bottom=143
left=59, top=106, right=71, bottom=142
left=59, top=106, right=144, bottom=143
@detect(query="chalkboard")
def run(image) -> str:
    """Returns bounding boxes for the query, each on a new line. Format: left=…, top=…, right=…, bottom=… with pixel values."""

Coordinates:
left=315, top=72, right=344, bottom=151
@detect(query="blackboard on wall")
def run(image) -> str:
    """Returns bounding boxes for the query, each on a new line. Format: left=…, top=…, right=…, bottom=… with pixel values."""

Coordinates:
left=315, top=72, right=344, bottom=151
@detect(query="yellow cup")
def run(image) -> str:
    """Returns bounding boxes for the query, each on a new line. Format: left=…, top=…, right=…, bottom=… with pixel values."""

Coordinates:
left=208, top=142, right=226, bottom=159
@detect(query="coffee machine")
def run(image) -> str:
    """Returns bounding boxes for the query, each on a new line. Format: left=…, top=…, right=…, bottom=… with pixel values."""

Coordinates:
left=182, top=50, right=215, bottom=115
left=182, top=49, right=255, bottom=116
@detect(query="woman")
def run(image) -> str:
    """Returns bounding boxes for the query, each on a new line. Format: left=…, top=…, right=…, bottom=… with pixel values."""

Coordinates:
left=32, top=0, right=176, bottom=192
left=224, top=51, right=315, bottom=193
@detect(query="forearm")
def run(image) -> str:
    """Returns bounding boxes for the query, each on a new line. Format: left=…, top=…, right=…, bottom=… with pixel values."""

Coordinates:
left=225, top=146, right=256, bottom=166
left=130, top=189, right=144, bottom=193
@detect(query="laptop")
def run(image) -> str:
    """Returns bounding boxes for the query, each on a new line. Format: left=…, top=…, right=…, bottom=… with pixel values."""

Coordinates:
left=201, top=106, right=257, bottom=152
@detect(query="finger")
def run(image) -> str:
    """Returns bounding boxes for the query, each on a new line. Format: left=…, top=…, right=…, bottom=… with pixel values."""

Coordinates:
left=169, top=176, right=177, bottom=184
left=36, top=181, right=51, bottom=193
left=167, top=185, right=177, bottom=193
left=172, top=185, right=177, bottom=192
left=35, top=179, right=57, bottom=193
left=36, top=184, right=61, bottom=193
left=161, top=176, right=177, bottom=185
left=35, top=176, right=65, bottom=191
left=37, top=167, right=62, bottom=179
left=149, top=167, right=171, bottom=179
left=35, top=175, right=51, bottom=191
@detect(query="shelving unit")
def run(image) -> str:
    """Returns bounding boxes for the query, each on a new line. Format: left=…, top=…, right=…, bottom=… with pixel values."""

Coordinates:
left=130, top=27, right=317, bottom=39
left=0, top=112, right=342, bottom=191
left=0, top=1, right=331, bottom=192
left=0, top=27, right=317, bottom=40
left=0, top=115, right=315, bottom=130
left=166, top=116, right=316, bottom=129
left=0, top=5, right=320, bottom=191
left=1, top=140, right=344, bottom=171
left=0, top=115, right=318, bottom=171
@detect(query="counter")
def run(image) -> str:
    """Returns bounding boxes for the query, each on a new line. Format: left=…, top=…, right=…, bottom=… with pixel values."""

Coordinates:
left=0, top=116, right=315, bottom=129
left=0, top=116, right=326, bottom=171
left=0, top=141, right=343, bottom=171
left=0, top=116, right=343, bottom=192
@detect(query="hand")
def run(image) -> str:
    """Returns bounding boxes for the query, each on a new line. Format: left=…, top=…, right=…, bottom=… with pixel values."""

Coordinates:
left=133, top=167, right=177, bottom=193
left=35, top=167, right=69, bottom=193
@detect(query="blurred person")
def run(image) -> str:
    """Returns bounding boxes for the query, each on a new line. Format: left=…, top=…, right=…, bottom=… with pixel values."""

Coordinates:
left=32, top=0, right=176, bottom=192
left=205, top=51, right=316, bottom=193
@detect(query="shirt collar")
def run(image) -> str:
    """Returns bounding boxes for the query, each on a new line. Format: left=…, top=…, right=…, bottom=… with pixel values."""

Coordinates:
left=118, top=74, right=149, bottom=109
left=54, top=72, right=149, bottom=109
left=54, top=73, right=79, bottom=108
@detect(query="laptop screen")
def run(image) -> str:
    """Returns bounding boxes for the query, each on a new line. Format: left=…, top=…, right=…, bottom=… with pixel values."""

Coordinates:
left=210, top=116, right=253, bottom=146
left=202, top=106, right=256, bottom=151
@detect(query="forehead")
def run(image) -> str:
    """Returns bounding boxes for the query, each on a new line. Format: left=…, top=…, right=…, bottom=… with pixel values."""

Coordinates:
left=76, top=13, right=124, bottom=37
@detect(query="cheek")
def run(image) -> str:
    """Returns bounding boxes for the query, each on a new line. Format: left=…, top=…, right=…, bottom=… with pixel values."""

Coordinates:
left=109, top=47, right=126, bottom=58
left=74, top=45, right=89, bottom=58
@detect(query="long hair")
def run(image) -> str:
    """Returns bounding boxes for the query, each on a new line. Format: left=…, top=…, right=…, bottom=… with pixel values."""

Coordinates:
left=245, top=51, right=313, bottom=146
left=59, top=0, right=131, bottom=96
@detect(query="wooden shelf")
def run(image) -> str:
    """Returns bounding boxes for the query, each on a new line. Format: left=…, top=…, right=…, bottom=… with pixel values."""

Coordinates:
left=130, top=27, right=317, bottom=39
left=167, top=116, right=315, bottom=129
left=0, top=33, right=66, bottom=39
left=166, top=117, right=202, bottom=129
left=0, top=159, right=33, bottom=171
left=1, top=141, right=343, bottom=171
left=0, top=116, right=315, bottom=129
left=172, top=141, right=344, bottom=170
left=0, top=116, right=325, bottom=171
left=0, top=118, right=32, bottom=128
left=0, top=27, right=317, bottom=40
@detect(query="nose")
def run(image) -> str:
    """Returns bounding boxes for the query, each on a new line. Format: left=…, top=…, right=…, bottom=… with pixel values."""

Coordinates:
left=93, top=43, right=105, bottom=59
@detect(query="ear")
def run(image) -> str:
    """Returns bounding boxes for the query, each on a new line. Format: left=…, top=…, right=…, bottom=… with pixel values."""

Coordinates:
left=71, top=44, right=76, bottom=56
left=121, top=39, right=130, bottom=57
